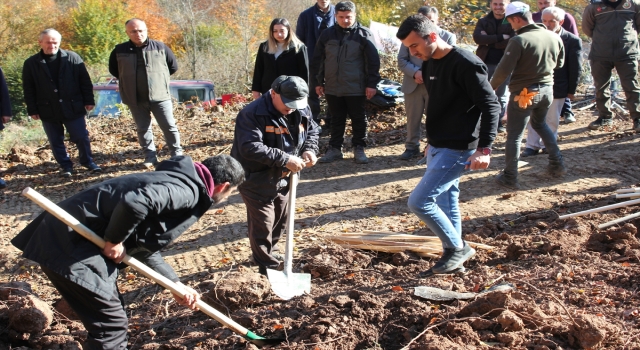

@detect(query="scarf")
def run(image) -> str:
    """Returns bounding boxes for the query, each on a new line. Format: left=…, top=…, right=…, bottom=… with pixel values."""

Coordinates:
left=194, top=162, right=215, bottom=198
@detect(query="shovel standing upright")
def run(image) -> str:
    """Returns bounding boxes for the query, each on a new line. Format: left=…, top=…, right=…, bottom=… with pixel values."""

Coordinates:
left=266, top=172, right=311, bottom=300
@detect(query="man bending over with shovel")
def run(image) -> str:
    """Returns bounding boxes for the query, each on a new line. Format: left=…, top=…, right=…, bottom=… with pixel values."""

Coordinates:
left=231, top=75, right=319, bottom=275
left=396, top=15, right=500, bottom=276
left=12, top=154, right=244, bottom=349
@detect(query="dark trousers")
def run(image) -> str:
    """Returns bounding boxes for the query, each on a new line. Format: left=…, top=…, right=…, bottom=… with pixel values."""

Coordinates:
left=325, top=94, right=368, bottom=148
left=41, top=117, right=94, bottom=168
left=41, top=266, right=128, bottom=350
left=240, top=191, right=289, bottom=269
left=591, top=59, right=640, bottom=120
left=561, top=97, right=572, bottom=117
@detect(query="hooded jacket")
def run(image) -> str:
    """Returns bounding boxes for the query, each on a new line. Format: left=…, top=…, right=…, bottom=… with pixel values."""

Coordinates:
left=230, top=91, right=319, bottom=202
left=582, top=0, right=640, bottom=61
left=11, top=156, right=213, bottom=299
left=310, top=22, right=381, bottom=97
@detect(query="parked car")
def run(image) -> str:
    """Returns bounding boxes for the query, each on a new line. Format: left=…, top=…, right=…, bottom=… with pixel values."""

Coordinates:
left=90, top=76, right=217, bottom=117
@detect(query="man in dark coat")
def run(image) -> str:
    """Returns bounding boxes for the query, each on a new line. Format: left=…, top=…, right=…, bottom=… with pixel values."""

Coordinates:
left=231, top=75, right=319, bottom=275
left=23, top=29, right=100, bottom=177
left=12, top=155, right=244, bottom=349
left=0, top=66, right=11, bottom=189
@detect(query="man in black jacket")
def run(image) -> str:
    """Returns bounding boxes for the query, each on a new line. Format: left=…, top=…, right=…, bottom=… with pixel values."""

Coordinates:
left=311, top=1, right=380, bottom=164
left=0, top=66, right=11, bottom=189
left=231, top=75, right=319, bottom=275
left=109, top=19, right=182, bottom=167
left=23, top=29, right=100, bottom=177
left=12, top=155, right=244, bottom=350
left=397, top=15, right=500, bottom=275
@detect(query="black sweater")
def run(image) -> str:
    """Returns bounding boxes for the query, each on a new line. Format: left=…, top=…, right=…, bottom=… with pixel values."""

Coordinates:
left=422, top=47, right=500, bottom=150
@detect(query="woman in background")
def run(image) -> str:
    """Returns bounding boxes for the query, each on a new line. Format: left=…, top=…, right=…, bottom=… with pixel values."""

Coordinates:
left=251, top=18, right=309, bottom=100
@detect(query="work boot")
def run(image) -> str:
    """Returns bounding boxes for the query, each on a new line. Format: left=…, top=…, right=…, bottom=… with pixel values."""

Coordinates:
left=354, top=145, right=369, bottom=164
left=634, top=118, right=640, bottom=132
left=318, top=147, right=343, bottom=163
left=547, top=160, right=567, bottom=177
left=431, top=243, right=476, bottom=274
left=495, top=172, right=521, bottom=190
left=59, top=167, right=73, bottom=178
left=520, top=147, right=540, bottom=158
left=83, top=162, right=102, bottom=172
left=588, top=117, right=613, bottom=130
left=399, top=148, right=420, bottom=160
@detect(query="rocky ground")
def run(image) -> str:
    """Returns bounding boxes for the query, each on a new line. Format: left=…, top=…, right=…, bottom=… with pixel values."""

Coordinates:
left=0, top=97, right=639, bottom=350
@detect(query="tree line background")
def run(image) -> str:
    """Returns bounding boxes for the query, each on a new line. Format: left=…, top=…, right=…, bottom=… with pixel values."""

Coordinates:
left=0, top=0, right=588, bottom=118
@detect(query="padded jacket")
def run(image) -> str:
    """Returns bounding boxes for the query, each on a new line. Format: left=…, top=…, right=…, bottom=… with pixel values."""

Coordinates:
left=582, top=0, right=640, bottom=61
left=22, top=50, right=94, bottom=122
left=310, top=23, right=381, bottom=96
left=231, top=91, right=319, bottom=202
left=108, top=39, right=178, bottom=105
left=473, top=12, right=516, bottom=62
left=11, top=156, right=213, bottom=299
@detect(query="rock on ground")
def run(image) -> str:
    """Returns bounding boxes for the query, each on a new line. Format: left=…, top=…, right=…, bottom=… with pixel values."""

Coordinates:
left=9, top=294, right=54, bottom=333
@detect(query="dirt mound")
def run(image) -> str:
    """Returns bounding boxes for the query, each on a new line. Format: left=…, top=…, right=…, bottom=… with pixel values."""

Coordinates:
left=199, top=265, right=270, bottom=311
left=9, top=294, right=53, bottom=333
left=303, top=245, right=372, bottom=278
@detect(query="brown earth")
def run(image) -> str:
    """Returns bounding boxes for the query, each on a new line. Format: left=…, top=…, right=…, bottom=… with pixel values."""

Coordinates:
left=0, top=99, right=639, bottom=349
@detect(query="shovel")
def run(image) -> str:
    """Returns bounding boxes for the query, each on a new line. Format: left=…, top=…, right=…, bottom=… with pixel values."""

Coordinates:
left=22, top=187, right=283, bottom=347
left=266, top=172, right=311, bottom=300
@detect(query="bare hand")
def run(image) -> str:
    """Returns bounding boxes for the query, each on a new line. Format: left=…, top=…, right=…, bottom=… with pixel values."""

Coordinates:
left=413, top=70, right=423, bottom=84
left=102, top=241, right=126, bottom=263
left=285, top=156, right=306, bottom=172
left=2, top=116, right=10, bottom=123
left=567, top=93, right=575, bottom=101
left=315, top=86, right=325, bottom=97
left=301, top=151, right=317, bottom=167
left=173, top=282, right=200, bottom=310
left=503, top=34, right=510, bottom=40
left=85, top=105, right=94, bottom=112
left=465, top=151, right=491, bottom=171
left=366, top=87, right=376, bottom=100
left=30, top=114, right=40, bottom=120
left=252, top=91, right=261, bottom=100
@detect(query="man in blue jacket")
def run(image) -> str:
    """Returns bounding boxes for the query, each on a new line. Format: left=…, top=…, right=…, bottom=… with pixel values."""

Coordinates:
left=231, top=75, right=319, bottom=275
left=0, top=66, right=11, bottom=189
left=12, top=155, right=244, bottom=349
left=296, top=0, right=335, bottom=126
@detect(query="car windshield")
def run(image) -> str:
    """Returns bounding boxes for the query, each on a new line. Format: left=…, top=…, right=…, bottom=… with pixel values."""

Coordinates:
left=91, top=89, right=122, bottom=117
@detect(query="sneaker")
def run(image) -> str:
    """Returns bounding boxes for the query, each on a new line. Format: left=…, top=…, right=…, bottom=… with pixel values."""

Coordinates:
left=354, top=146, right=369, bottom=164
left=83, top=162, right=102, bottom=172
left=0, top=178, right=6, bottom=189
left=563, top=113, right=576, bottom=124
left=495, top=172, right=521, bottom=190
left=588, top=117, right=613, bottom=130
left=497, top=122, right=506, bottom=133
left=60, top=167, right=73, bottom=178
left=431, top=243, right=476, bottom=274
left=634, top=118, right=640, bottom=132
left=318, top=147, right=343, bottom=163
left=399, top=148, right=420, bottom=160
left=547, top=162, right=567, bottom=177
left=520, top=147, right=540, bottom=158
left=143, top=157, right=159, bottom=168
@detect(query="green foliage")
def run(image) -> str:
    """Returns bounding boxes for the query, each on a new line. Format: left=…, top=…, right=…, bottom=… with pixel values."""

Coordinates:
left=67, top=0, right=128, bottom=66
left=0, top=120, right=48, bottom=154
left=2, top=51, right=31, bottom=120
left=357, top=0, right=396, bottom=27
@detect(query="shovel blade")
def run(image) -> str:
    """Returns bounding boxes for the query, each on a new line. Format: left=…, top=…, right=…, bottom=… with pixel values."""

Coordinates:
left=266, top=269, right=311, bottom=300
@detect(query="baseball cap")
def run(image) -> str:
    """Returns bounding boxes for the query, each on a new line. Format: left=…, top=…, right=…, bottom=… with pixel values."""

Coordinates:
left=271, top=75, right=309, bottom=110
left=503, top=2, right=530, bottom=23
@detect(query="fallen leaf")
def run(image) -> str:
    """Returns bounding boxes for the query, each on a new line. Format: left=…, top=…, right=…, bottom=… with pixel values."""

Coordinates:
left=273, top=324, right=284, bottom=330
left=428, top=317, right=438, bottom=325
left=126, top=273, right=136, bottom=280
left=473, top=283, right=480, bottom=293
left=392, top=286, right=403, bottom=291
left=215, top=209, right=224, bottom=214
left=344, top=273, right=355, bottom=279
left=621, top=262, right=631, bottom=267
left=220, top=258, right=231, bottom=264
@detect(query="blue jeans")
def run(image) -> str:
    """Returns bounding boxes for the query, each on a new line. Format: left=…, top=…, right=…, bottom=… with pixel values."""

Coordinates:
left=127, top=100, right=182, bottom=159
left=504, top=84, right=562, bottom=180
left=41, top=117, right=94, bottom=168
left=407, top=146, right=474, bottom=249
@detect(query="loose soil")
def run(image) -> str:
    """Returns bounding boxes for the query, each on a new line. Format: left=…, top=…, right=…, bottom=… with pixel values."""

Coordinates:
left=0, top=99, right=639, bottom=350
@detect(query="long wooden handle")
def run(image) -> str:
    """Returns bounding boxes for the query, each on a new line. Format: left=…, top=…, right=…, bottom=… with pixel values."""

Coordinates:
left=21, top=187, right=255, bottom=339
left=283, top=172, right=298, bottom=275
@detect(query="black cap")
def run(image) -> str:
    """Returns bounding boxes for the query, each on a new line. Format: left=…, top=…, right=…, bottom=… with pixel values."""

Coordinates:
left=271, top=75, right=309, bottom=109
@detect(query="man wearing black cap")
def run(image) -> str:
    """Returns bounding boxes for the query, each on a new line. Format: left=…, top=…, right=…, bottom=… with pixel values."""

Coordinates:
left=231, top=75, right=320, bottom=275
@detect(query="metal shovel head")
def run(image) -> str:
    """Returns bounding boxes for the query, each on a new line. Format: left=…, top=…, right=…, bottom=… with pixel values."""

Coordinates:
left=266, top=269, right=311, bottom=300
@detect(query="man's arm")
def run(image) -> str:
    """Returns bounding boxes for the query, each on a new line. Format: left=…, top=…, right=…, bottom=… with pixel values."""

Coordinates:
left=76, top=57, right=95, bottom=106
left=567, top=37, right=583, bottom=95
left=362, top=31, right=381, bottom=89
left=164, top=43, right=178, bottom=75
left=235, top=107, right=290, bottom=168
left=447, top=32, right=457, bottom=46
left=108, top=48, right=119, bottom=78
left=296, top=12, right=307, bottom=43
left=490, top=39, right=522, bottom=89
left=463, top=62, right=500, bottom=149
left=582, top=5, right=595, bottom=38
left=472, top=18, right=505, bottom=46
left=0, top=67, right=12, bottom=119
left=21, top=59, right=38, bottom=117
left=555, top=38, right=565, bottom=70
left=397, top=45, right=420, bottom=78
left=310, top=31, right=328, bottom=88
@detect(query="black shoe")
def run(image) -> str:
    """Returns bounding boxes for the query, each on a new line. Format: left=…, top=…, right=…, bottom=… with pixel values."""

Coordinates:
left=634, top=118, right=640, bottom=132
left=354, top=146, right=369, bottom=164
left=588, top=117, right=613, bottom=130
left=548, top=162, right=567, bottom=177
left=431, top=243, right=476, bottom=274
left=520, top=147, right=540, bottom=158
left=83, top=162, right=102, bottom=172
left=60, top=167, right=73, bottom=178
left=495, top=173, right=521, bottom=190
left=318, top=147, right=343, bottom=163
left=0, top=178, right=6, bottom=189
left=399, top=148, right=420, bottom=160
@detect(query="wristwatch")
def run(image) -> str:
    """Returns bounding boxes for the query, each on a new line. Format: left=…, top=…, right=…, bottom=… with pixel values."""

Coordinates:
left=477, top=147, right=492, bottom=155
